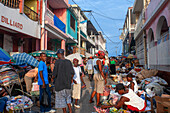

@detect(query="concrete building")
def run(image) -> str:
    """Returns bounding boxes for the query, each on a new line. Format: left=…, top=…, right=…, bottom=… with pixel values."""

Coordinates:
left=0, top=0, right=41, bottom=53
left=133, top=0, right=170, bottom=71
left=120, top=7, right=136, bottom=56
left=97, top=31, right=106, bottom=52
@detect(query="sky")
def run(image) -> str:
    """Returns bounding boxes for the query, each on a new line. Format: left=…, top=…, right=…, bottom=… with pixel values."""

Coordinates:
left=69, top=0, right=135, bottom=57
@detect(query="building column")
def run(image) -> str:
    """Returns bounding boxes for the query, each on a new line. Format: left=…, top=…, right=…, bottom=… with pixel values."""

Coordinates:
left=143, top=31, right=147, bottom=69
left=19, top=0, right=24, bottom=14
left=61, top=40, right=66, bottom=50
left=41, top=28, right=47, bottom=50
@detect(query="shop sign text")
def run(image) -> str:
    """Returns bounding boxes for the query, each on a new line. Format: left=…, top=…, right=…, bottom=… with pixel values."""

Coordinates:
left=1, top=16, right=23, bottom=30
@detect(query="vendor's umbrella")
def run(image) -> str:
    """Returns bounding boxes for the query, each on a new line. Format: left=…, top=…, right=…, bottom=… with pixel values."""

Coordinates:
left=12, top=53, right=39, bottom=67
left=0, top=48, right=15, bottom=65
left=30, top=50, right=58, bottom=58
left=127, top=54, right=137, bottom=59
left=66, top=53, right=83, bottom=64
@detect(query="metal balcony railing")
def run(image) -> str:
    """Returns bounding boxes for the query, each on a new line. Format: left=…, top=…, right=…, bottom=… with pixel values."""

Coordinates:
left=46, top=8, right=54, bottom=20
left=24, top=5, right=38, bottom=21
left=0, top=0, right=19, bottom=8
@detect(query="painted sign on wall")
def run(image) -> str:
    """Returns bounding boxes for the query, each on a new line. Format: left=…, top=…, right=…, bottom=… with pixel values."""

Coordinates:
left=1, top=16, right=23, bottom=30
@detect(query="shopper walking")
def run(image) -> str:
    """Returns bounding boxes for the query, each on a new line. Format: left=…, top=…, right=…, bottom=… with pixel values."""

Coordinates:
left=72, top=58, right=86, bottom=108
left=52, top=49, right=74, bottom=113
left=86, top=57, right=93, bottom=81
left=89, top=51, right=107, bottom=106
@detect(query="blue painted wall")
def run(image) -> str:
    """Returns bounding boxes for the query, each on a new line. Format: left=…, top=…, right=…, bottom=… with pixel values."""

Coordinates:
left=66, top=9, right=77, bottom=40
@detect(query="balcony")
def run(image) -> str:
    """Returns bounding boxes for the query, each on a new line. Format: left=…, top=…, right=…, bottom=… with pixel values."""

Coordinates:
left=80, top=30, right=87, bottom=39
left=0, top=0, right=19, bottom=8
left=24, top=5, right=38, bottom=21
left=48, top=0, right=68, bottom=9
left=133, top=0, right=143, bottom=13
left=46, top=8, right=66, bottom=33
left=134, top=11, right=144, bottom=39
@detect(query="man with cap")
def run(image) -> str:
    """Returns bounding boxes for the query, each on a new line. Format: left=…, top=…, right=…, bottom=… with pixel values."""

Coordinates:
left=52, top=49, right=75, bottom=113
left=89, top=50, right=107, bottom=106
left=101, top=83, right=146, bottom=112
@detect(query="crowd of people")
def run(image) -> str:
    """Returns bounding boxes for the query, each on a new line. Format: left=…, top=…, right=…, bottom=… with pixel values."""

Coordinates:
left=1, top=49, right=168, bottom=113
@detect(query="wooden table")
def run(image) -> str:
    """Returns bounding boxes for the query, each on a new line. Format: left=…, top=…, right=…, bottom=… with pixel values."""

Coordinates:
left=155, top=96, right=170, bottom=113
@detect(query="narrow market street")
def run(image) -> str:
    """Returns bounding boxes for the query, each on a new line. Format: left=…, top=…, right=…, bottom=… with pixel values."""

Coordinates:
left=30, top=75, right=113, bottom=113
left=0, top=0, right=170, bottom=113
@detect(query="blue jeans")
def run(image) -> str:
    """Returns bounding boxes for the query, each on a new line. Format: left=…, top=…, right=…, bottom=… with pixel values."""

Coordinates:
left=0, top=97, right=8, bottom=112
left=39, top=84, right=51, bottom=112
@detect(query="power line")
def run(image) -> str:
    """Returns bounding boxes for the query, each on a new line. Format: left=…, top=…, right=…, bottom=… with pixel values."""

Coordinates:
left=125, top=0, right=133, bottom=3
left=91, top=13, right=121, bottom=45
left=92, top=11, right=124, bottom=21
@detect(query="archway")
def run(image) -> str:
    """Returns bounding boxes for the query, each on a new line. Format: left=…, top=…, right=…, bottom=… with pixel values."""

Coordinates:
left=148, top=28, right=155, bottom=48
left=156, top=16, right=169, bottom=42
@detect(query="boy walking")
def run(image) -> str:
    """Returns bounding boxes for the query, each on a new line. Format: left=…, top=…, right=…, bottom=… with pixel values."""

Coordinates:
left=72, top=58, right=86, bottom=108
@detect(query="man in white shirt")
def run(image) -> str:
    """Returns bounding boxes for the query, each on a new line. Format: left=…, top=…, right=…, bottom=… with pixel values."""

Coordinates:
left=86, top=57, right=93, bottom=81
left=72, top=58, right=86, bottom=108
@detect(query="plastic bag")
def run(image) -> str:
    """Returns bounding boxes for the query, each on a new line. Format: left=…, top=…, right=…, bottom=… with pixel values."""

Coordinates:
left=40, top=88, right=49, bottom=107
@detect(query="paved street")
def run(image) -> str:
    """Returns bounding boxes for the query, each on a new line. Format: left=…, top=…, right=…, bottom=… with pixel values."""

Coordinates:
left=30, top=75, right=113, bottom=113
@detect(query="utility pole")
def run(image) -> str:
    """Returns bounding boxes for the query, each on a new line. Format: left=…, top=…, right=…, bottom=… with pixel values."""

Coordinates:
left=115, top=46, right=118, bottom=57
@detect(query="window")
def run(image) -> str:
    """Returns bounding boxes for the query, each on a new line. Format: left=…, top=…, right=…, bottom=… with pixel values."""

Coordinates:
left=0, top=34, right=3, bottom=48
left=70, top=15, right=75, bottom=31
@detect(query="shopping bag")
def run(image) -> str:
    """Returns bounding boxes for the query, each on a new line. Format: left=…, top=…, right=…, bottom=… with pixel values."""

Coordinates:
left=40, top=88, right=49, bottom=107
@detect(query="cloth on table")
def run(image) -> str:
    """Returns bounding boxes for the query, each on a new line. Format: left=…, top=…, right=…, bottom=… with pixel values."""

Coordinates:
left=139, top=76, right=168, bottom=90
left=145, top=82, right=164, bottom=96
left=6, top=95, right=33, bottom=111
left=0, top=70, right=18, bottom=86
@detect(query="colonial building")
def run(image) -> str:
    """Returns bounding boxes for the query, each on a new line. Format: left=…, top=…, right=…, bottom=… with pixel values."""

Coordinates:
left=120, top=7, right=136, bottom=56
left=133, top=0, right=170, bottom=71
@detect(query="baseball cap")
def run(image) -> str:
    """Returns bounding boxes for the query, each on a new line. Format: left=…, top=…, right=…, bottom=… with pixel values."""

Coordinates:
left=56, top=49, right=64, bottom=54
left=115, top=83, right=125, bottom=92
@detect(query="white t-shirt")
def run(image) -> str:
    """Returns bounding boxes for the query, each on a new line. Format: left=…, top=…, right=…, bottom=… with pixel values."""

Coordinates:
left=73, top=66, right=82, bottom=84
left=127, top=79, right=138, bottom=93
left=123, top=89, right=145, bottom=110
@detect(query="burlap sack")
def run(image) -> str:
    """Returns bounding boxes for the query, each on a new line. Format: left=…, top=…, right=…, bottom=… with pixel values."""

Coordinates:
left=136, top=69, right=158, bottom=81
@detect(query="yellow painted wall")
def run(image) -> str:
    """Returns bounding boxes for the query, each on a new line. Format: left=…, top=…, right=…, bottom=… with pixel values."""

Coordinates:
left=24, top=0, right=37, bottom=12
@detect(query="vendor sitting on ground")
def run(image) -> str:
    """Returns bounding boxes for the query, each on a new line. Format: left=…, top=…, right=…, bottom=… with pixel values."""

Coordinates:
left=24, top=67, right=38, bottom=93
left=101, top=83, right=146, bottom=112
left=0, top=85, right=8, bottom=113
left=126, top=73, right=138, bottom=93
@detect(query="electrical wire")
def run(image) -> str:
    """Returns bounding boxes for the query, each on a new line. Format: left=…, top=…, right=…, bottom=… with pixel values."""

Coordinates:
left=91, top=13, right=121, bottom=45
left=92, top=11, right=124, bottom=21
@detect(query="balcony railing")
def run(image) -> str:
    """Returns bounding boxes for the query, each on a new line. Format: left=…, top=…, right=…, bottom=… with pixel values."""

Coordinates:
left=46, top=8, right=54, bottom=20
left=0, top=0, right=19, bottom=8
left=24, top=5, right=38, bottom=21
left=80, top=30, right=87, bottom=38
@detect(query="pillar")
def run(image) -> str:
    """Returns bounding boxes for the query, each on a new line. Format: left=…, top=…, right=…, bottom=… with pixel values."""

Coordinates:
left=44, top=31, right=47, bottom=50
left=19, top=0, right=24, bottom=14
left=143, top=31, right=147, bottom=69
left=61, top=40, right=66, bottom=50
left=41, top=28, right=47, bottom=50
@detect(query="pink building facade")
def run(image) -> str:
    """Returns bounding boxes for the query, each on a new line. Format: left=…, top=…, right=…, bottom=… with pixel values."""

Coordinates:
left=40, top=0, right=69, bottom=51
left=144, top=0, right=170, bottom=71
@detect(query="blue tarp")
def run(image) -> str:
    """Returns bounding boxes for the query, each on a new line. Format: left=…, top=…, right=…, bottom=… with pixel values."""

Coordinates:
left=54, top=15, right=66, bottom=33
